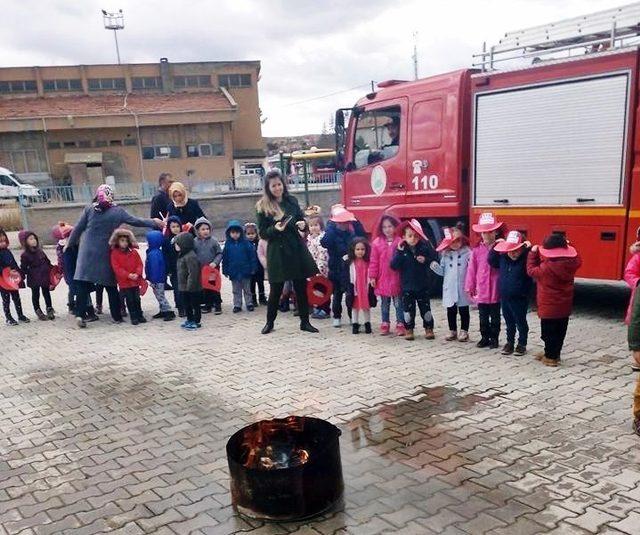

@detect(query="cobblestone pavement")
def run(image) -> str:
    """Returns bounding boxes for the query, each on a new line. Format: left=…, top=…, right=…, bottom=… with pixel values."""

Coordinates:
left=1, top=254, right=639, bottom=534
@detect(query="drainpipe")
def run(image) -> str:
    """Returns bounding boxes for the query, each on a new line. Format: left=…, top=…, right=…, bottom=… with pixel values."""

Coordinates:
left=122, top=93, right=146, bottom=187
left=41, top=117, right=53, bottom=179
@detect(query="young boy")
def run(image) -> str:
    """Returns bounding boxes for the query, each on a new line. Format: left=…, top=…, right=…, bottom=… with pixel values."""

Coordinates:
left=390, top=219, right=438, bottom=341
left=164, top=215, right=183, bottom=317
left=0, top=228, right=28, bottom=326
left=489, top=231, right=533, bottom=356
left=222, top=220, right=258, bottom=313
left=193, top=217, right=223, bottom=314
left=145, top=230, right=175, bottom=321
left=244, top=222, right=266, bottom=306
left=109, top=228, right=146, bottom=326
left=175, top=231, right=202, bottom=330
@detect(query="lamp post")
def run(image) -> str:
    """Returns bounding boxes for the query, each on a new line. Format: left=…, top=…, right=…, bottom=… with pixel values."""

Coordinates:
left=102, top=9, right=124, bottom=64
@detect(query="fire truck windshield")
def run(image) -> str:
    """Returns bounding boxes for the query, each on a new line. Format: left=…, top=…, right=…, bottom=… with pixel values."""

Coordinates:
left=352, top=106, right=400, bottom=169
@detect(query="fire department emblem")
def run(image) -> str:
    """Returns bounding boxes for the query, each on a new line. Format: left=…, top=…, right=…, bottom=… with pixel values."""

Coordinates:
left=371, top=165, right=387, bottom=196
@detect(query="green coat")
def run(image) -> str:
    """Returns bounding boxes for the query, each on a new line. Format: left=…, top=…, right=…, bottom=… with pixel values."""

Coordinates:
left=257, top=195, right=318, bottom=283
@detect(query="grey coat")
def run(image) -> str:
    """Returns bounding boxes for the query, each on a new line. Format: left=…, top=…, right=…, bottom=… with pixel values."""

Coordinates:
left=175, top=233, right=202, bottom=292
left=68, top=205, right=156, bottom=287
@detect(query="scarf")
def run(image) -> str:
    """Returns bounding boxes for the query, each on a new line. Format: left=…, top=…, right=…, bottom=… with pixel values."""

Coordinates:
left=168, top=181, right=188, bottom=208
left=93, top=184, right=115, bottom=212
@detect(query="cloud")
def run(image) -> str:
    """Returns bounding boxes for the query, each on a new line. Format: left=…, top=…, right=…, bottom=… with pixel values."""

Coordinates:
left=0, top=0, right=629, bottom=135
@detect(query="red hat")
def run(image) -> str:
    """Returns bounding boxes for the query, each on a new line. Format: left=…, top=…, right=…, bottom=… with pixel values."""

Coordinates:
left=330, top=205, right=357, bottom=223
left=472, top=212, right=503, bottom=233
left=306, top=275, right=333, bottom=307
left=399, top=218, right=428, bottom=243
left=539, top=244, right=578, bottom=259
left=494, top=231, right=526, bottom=253
left=436, top=227, right=459, bottom=252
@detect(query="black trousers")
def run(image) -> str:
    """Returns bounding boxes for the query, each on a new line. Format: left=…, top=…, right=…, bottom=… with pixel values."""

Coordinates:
left=502, top=297, right=529, bottom=346
left=31, top=286, right=52, bottom=311
left=478, top=302, right=501, bottom=342
left=1, top=289, right=23, bottom=319
left=541, top=317, right=569, bottom=360
left=184, top=291, right=202, bottom=324
left=250, top=269, right=266, bottom=300
left=202, top=289, right=221, bottom=309
left=267, top=279, right=309, bottom=324
left=76, top=281, right=122, bottom=321
left=402, top=289, right=433, bottom=330
left=447, top=305, right=470, bottom=332
left=120, top=287, right=143, bottom=322
left=331, top=284, right=351, bottom=320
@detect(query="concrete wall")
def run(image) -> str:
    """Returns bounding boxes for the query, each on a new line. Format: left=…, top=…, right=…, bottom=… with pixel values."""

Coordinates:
left=24, top=187, right=341, bottom=245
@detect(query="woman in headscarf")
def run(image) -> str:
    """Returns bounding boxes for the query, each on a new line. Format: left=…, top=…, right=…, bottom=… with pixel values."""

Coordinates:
left=166, top=182, right=205, bottom=226
left=67, top=184, right=163, bottom=327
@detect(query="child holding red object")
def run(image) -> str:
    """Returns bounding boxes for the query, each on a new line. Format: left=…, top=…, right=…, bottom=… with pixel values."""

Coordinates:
left=346, top=237, right=375, bottom=334
left=0, top=228, right=28, bottom=326
left=20, top=231, right=54, bottom=320
left=109, top=228, right=146, bottom=325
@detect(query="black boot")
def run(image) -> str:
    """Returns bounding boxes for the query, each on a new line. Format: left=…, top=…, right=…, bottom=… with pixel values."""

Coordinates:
left=300, top=321, right=319, bottom=333
left=5, top=315, right=18, bottom=326
left=364, top=322, right=372, bottom=334
left=489, top=338, right=499, bottom=349
left=259, top=294, right=267, bottom=306
left=163, top=311, right=176, bottom=321
left=476, top=338, right=490, bottom=348
left=352, top=323, right=360, bottom=334
left=261, top=321, right=275, bottom=335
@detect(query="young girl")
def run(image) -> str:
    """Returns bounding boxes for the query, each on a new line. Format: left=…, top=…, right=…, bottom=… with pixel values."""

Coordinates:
left=109, top=228, right=146, bottom=325
left=245, top=222, right=267, bottom=307
left=0, top=228, right=28, bottom=325
left=346, top=237, right=375, bottom=334
left=465, top=213, right=503, bottom=349
left=437, top=225, right=471, bottom=342
left=307, top=215, right=330, bottom=319
left=369, top=215, right=404, bottom=336
left=20, top=231, right=54, bottom=320
left=526, top=234, right=582, bottom=367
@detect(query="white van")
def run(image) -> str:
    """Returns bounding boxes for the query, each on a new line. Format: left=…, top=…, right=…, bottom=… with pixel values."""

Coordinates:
left=0, top=167, right=41, bottom=201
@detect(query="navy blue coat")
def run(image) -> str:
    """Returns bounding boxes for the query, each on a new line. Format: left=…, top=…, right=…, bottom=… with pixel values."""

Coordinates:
left=390, top=240, right=438, bottom=293
left=488, top=247, right=533, bottom=300
left=145, top=231, right=167, bottom=284
left=320, top=220, right=366, bottom=288
left=222, top=220, right=258, bottom=281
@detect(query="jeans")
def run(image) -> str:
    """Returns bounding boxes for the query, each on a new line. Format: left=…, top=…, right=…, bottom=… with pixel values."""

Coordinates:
left=502, top=297, right=529, bottom=346
left=184, top=291, right=202, bottom=324
left=169, top=272, right=184, bottom=313
left=120, top=287, right=143, bottom=322
left=380, top=296, right=403, bottom=324
left=447, top=305, right=470, bottom=332
left=75, top=281, right=121, bottom=321
left=478, top=302, right=501, bottom=342
left=31, top=286, right=52, bottom=311
left=232, top=278, right=252, bottom=309
left=1, top=289, right=23, bottom=319
left=267, top=279, right=309, bottom=324
left=150, top=282, right=172, bottom=312
left=402, top=289, right=433, bottom=330
left=331, top=285, right=351, bottom=320
left=540, top=317, right=569, bottom=360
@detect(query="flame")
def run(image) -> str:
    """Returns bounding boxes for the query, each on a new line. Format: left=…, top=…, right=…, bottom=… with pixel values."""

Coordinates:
left=240, top=417, right=310, bottom=470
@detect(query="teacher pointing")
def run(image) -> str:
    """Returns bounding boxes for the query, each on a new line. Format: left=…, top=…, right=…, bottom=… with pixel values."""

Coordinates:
left=256, top=169, right=318, bottom=335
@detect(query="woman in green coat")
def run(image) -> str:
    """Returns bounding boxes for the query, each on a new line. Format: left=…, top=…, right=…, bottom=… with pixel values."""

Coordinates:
left=256, top=169, right=319, bottom=334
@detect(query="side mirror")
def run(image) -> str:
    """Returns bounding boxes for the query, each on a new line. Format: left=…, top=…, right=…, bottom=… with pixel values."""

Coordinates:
left=334, top=108, right=348, bottom=171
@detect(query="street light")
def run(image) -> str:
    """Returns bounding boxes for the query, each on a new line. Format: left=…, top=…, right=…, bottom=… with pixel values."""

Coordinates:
left=102, top=9, right=124, bottom=64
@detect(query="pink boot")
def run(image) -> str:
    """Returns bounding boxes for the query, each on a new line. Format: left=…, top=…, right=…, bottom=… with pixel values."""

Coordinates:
left=380, top=322, right=390, bottom=336
left=395, top=322, right=406, bottom=337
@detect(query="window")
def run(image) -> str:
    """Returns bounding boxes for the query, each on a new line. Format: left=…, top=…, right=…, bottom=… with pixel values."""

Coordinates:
left=411, top=99, right=442, bottom=150
left=109, top=140, right=122, bottom=146
left=184, top=124, right=224, bottom=157
left=95, top=140, right=108, bottom=148
left=186, top=143, right=224, bottom=158
left=0, top=80, right=37, bottom=93
left=123, top=138, right=137, bottom=146
left=9, top=150, right=43, bottom=174
left=132, top=76, right=161, bottom=89
left=173, top=75, right=211, bottom=88
left=142, top=145, right=181, bottom=160
left=88, top=78, right=126, bottom=91
left=78, top=140, right=92, bottom=148
left=43, top=79, right=82, bottom=92
left=63, top=141, right=77, bottom=148
left=218, top=74, right=251, bottom=88
left=352, top=106, right=401, bottom=169
left=47, top=141, right=61, bottom=150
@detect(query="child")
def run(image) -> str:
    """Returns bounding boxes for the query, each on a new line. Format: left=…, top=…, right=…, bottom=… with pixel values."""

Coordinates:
left=222, top=219, right=258, bottom=313
left=346, top=237, right=375, bottom=334
left=193, top=217, right=223, bottom=314
left=52, top=221, right=75, bottom=313
left=526, top=234, right=582, bottom=367
left=465, top=212, right=503, bottom=349
left=109, top=228, right=146, bottom=325
left=145, top=230, right=175, bottom=321
left=20, top=231, right=54, bottom=320
left=164, top=215, right=184, bottom=316
left=391, top=219, right=438, bottom=341
left=625, top=242, right=640, bottom=435
left=369, top=215, right=403, bottom=336
left=489, top=231, right=533, bottom=356
left=245, top=222, right=267, bottom=307
left=321, top=205, right=366, bottom=327
left=175, top=231, right=202, bottom=330
left=0, top=228, right=28, bottom=325
left=307, top=215, right=330, bottom=319
left=436, top=225, right=471, bottom=342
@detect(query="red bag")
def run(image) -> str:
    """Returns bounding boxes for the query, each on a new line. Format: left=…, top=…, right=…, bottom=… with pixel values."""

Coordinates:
left=49, top=265, right=64, bottom=290
left=201, top=265, right=221, bottom=291
left=0, top=267, right=22, bottom=291
left=306, top=275, right=333, bottom=307
left=139, top=278, right=149, bottom=296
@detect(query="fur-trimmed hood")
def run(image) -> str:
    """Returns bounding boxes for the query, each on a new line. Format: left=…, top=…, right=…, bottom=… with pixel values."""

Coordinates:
left=109, top=228, right=138, bottom=248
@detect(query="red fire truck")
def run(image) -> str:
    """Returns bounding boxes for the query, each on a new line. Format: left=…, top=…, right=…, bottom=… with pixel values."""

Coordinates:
left=335, top=3, right=640, bottom=280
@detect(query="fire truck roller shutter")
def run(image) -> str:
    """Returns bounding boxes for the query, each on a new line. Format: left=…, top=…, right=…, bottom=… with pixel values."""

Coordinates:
left=473, top=73, right=629, bottom=206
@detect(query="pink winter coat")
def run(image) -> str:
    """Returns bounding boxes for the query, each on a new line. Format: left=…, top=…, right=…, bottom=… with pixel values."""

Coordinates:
left=465, top=242, right=500, bottom=304
left=368, top=235, right=402, bottom=297
left=624, top=253, right=640, bottom=324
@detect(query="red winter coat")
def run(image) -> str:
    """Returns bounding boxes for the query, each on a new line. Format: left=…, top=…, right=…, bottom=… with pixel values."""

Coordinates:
left=110, top=247, right=143, bottom=289
left=526, top=250, right=582, bottom=319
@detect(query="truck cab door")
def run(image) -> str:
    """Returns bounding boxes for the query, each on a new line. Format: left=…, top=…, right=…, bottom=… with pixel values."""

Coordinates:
left=343, top=98, right=407, bottom=230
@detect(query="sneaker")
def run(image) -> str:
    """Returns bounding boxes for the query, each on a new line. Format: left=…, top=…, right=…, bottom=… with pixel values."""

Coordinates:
left=476, top=338, right=490, bottom=348
left=152, top=311, right=164, bottom=319
left=17, top=315, right=30, bottom=323
left=35, top=309, right=47, bottom=321
left=501, top=343, right=514, bottom=355
left=46, top=307, right=55, bottom=320
left=233, top=306, right=242, bottom=313
left=458, top=330, right=469, bottom=342
left=542, top=357, right=560, bottom=367
left=445, top=330, right=458, bottom=341
left=180, top=320, right=190, bottom=328
left=489, top=339, right=499, bottom=349
left=405, top=329, right=415, bottom=341
left=332, top=318, right=341, bottom=328
left=195, top=322, right=202, bottom=329
left=86, top=312, right=99, bottom=323
left=311, top=310, right=327, bottom=320
left=163, top=311, right=176, bottom=321
left=214, top=306, right=222, bottom=315
left=395, top=323, right=406, bottom=337
left=364, top=322, right=372, bottom=334
left=131, top=318, right=139, bottom=326
left=247, top=305, right=255, bottom=312
left=380, top=322, right=390, bottom=336
left=633, top=418, right=640, bottom=437
left=202, top=307, right=212, bottom=314
left=425, top=328, right=435, bottom=340
left=514, top=345, right=527, bottom=356
left=6, top=317, right=18, bottom=326
left=182, top=321, right=197, bottom=331
left=76, top=317, right=86, bottom=329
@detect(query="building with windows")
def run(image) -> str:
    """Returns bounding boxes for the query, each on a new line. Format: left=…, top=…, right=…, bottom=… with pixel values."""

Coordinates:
left=0, top=58, right=265, bottom=186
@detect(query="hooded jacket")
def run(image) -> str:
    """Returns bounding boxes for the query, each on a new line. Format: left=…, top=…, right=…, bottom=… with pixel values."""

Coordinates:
left=390, top=239, right=438, bottom=293
left=465, top=241, right=500, bottom=304
left=193, top=217, right=223, bottom=267
left=527, top=249, right=582, bottom=319
left=222, top=220, right=258, bottom=281
left=320, top=219, right=366, bottom=287
left=175, top=232, right=202, bottom=292
left=109, top=228, right=143, bottom=289
left=145, top=230, right=166, bottom=284
left=488, top=247, right=533, bottom=300
left=19, top=232, right=52, bottom=289
left=368, top=216, right=402, bottom=297
left=163, top=215, right=182, bottom=276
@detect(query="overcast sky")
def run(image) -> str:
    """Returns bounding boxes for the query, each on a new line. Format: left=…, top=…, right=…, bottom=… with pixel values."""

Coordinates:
left=0, top=0, right=630, bottom=136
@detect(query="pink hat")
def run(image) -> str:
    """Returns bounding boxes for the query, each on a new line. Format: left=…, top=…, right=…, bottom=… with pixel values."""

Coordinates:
left=472, top=212, right=503, bottom=233
left=539, top=244, right=578, bottom=259
left=52, top=221, right=74, bottom=241
left=494, top=231, right=526, bottom=253
left=330, top=205, right=356, bottom=223
left=436, top=227, right=459, bottom=252
left=399, top=218, right=428, bottom=243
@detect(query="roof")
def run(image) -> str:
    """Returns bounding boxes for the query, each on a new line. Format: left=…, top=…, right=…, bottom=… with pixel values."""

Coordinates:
left=0, top=91, right=235, bottom=120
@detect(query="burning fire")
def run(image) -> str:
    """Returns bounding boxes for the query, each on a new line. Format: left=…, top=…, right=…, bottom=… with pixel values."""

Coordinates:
left=240, top=416, right=310, bottom=470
